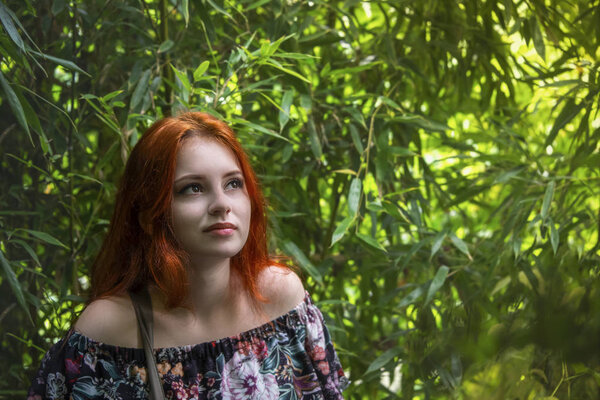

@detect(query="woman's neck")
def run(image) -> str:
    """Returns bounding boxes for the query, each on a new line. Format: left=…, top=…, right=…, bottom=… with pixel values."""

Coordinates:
left=147, top=257, right=258, bottom=347
left=185, top=256, right=235, bottom=314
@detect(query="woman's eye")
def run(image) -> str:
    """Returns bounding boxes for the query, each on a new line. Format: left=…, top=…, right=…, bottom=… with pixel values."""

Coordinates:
left=226, top=178, right=244, bottom=190
left=179, top=183, right=203, bottom=194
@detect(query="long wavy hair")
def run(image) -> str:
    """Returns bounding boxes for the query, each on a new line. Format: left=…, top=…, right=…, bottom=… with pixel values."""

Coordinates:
left=90, top=112, right=272, bottom=308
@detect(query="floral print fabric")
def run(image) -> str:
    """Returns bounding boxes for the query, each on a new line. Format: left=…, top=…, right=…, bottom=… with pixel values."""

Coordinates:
left=28, top=292, right=348, bottom=400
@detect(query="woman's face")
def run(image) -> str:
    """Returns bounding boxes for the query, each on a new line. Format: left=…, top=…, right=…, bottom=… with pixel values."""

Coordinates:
left=170, top=136, right=251, bottom=262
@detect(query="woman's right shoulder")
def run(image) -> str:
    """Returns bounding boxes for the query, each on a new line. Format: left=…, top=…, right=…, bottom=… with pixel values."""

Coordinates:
left=74, top=293, right=141, bottom=347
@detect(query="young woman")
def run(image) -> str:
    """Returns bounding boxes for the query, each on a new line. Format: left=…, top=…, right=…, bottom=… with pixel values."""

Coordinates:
left=28, top=112, right=348, bottom=399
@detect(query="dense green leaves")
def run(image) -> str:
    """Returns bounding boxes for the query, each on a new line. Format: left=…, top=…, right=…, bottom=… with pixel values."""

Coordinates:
left=1, top=0, right=599, bottom=398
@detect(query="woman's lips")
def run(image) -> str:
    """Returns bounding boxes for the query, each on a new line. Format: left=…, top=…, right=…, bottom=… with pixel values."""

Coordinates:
left=204, top=223, right=236, bottom=236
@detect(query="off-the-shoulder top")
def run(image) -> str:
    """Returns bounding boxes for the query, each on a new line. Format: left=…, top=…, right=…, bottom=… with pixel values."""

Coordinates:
left=27, top=291, right=349, bottom=399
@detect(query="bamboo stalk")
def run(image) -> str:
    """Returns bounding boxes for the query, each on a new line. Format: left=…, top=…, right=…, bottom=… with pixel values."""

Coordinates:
left=160, top=0, right=173, bottom=111
left=68, top=1, right=77, bottom=296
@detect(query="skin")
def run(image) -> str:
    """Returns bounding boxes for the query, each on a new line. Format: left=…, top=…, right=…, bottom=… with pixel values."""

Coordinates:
left=75, top=137, right=305, bottom=348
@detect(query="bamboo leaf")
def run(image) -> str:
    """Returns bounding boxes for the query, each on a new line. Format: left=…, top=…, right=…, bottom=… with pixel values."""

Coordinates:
left=550, top=223, right=559, bottom=254
left=366, top=200, right=384, bottom=212
left=495, top=166, right=525, bottom=184
left=279, top=89, right=294, bottom=131
left=80, top=93, right=98, bottom=100
left=82, top=96, right=122, bottom=135
left=512, top=235, right=522, bottom=257
left=263, top=60, right=311, bottom=83
left=389, top=146, right=416, bottom=157
left=545, top=98, right=583, bottom=146
left=130, top=69, right=151, bottom=111
left=541, top=180, right=555, bottom=220
left=330, top=62, right=383, bottom=78
left=68, top=173, right=103, bottom=185
left=0, top=2, right=25, bottom=51
left=281, top=240, right=322, bottom=285
left=346, top=107, right=366, bottom=129
left=491, top=276, right=511, bottom=297
left=15, top=87, right=44, bottom=142
left=158, top=39, right=174, bottom=54
left=0, top=249, right=32, bottom=324
left=51, top=0, right=68, bottom=15
left=10, top=239, right=41, bottom=267
left=260, top=35, right=293, bottom=59
left=307, top=118, right=322, bottom=159
left=365, top=347, right=402, bottom=375
left=391, top=115, right=449, bottom=132
left=258, top=92, right=284, bottom=113
left=170, top=64, right=192, bottom=93
left=29, top=50, right=90, bottom=76
left=379, top=95, right=402, bottom=110
left=300, top=94, right=312, bottom=110
left=331, top=216, right=354, bottom=247
left=245, top=0, right=271, bottom=11
left=356, top=232, right=386, bottom=252
left=181, top=0, right=189, bottom=26
left=543, top=79, right=581, bottom=88
left=206, top=0, right=233, bottom=19
left=18, top=229, right=69, bottom=249
left=0, top=70, right=31, bottom=144
left=332, top=169, right=357, bottom=176
left=398, top=286, right=423, bottom=308
left=449, top=233, right=471, bottom=259
left=424, top=266, right=449, bottom=306
left=348, top=178, right=362, bottom=215
left=430, top=231, right=446, bottom=259
left=531, top=17, right=546, bottom=61
left=274, top=51, right=319, bottom=60
left=230, top=118, right=291, bottom=142
left=348, top=123, right=364, bottom=154
left=193, top=61, right=210, bottom=82
left=102, top=90, right=124, bottom=103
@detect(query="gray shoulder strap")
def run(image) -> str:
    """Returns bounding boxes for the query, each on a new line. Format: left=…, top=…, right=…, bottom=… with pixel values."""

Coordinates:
left=129, top=288, right=165, bottom=400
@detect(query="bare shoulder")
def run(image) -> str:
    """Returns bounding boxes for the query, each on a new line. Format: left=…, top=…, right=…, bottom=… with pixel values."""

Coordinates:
left=258, top=265, right=306, bottom=318
left=74, top=294, right=140, bottom=347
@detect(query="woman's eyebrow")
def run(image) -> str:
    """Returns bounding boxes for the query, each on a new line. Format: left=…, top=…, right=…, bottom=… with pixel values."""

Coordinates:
left=174, top=170, right=242, bottom=184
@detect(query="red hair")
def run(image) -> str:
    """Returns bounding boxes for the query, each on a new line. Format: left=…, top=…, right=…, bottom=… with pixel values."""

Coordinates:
left=90, top=112, right=273, bottom=308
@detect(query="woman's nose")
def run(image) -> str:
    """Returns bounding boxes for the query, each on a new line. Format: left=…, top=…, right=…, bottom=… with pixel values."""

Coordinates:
left=207, top=190, right=231, bottom=216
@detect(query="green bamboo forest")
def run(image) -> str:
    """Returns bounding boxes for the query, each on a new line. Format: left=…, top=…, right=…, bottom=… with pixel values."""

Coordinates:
left=1, top=0, right=599, bottom=398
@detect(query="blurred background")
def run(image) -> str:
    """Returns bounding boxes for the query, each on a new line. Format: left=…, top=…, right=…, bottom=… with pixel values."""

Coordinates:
left=0, top=0, right=599, bottom=398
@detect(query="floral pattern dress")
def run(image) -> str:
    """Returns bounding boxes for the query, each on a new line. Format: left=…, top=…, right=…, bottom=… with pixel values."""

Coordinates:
left=28, top=291, right=348, bottom=400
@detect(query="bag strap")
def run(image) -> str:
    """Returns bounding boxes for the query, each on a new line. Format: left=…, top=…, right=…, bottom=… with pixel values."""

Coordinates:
left=129, top=288, right=166, bottom=400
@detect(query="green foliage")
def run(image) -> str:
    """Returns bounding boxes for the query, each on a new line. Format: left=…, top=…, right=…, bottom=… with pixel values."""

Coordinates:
left=1, top=0, right=599, bottom=398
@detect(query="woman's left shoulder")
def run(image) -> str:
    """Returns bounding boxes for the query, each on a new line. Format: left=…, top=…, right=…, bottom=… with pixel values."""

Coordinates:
left=258, top=265, right=306, bottom=317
